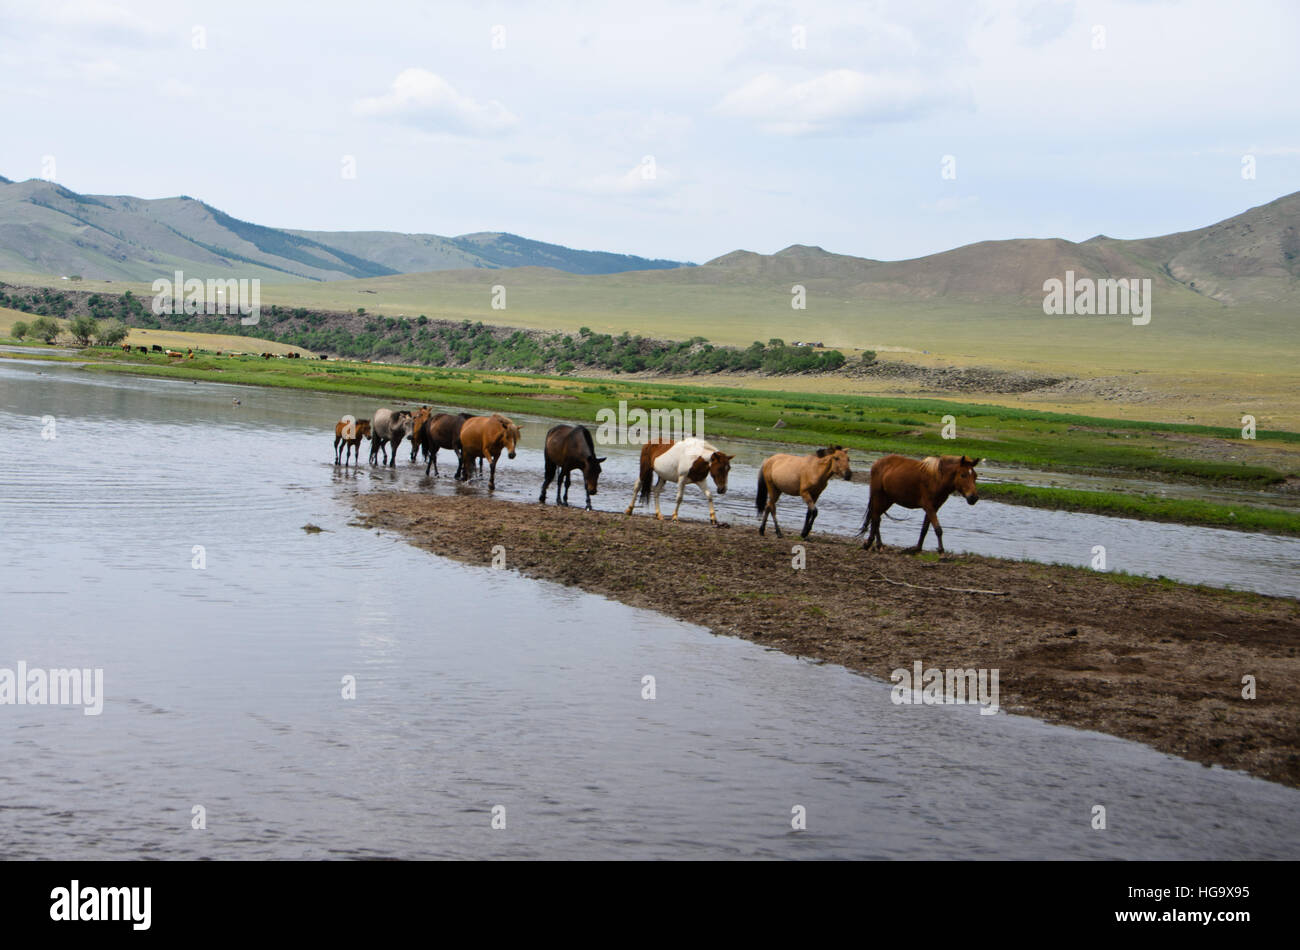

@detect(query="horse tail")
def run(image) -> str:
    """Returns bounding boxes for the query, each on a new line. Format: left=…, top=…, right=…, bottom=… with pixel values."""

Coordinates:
left=855, top=486, right=872, bottom=537
left=638, top=451, right=653, bottom=503
left=755, top=471, right=768, bottom=515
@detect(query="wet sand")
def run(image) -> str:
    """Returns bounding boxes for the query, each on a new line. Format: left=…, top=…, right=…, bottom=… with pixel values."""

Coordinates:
left=353, top=491, right=1300, bottom=788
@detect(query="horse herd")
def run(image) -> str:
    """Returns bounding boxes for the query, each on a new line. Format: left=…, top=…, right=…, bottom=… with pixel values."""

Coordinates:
left=332, top=408, right=983, bottom=553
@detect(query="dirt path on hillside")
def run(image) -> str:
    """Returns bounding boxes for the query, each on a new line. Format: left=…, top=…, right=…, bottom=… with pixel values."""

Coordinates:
left=355, top=492, right=1300, bottom=786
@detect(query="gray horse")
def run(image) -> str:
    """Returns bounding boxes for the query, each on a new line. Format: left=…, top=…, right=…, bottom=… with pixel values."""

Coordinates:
left=369, top=408, right=414, bottom=467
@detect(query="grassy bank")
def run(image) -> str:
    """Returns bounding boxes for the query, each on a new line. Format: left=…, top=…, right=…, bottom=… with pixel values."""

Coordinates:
left=979, top=483, right=1300, bottom=536
left=8, top=342, right=1299, bottom=534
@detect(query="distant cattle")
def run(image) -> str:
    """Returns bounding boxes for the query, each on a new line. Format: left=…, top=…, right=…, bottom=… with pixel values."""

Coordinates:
left=262, top=352, right=272, bottom=359
left=136, top=346, right=148, bottom=353
left=165, top=349, right=184, bottom=358
left=318, top=354, right=329, bottom=360
left=151, top=345, right=163, bottom=353
left=120, top=342, right=131, bottom=352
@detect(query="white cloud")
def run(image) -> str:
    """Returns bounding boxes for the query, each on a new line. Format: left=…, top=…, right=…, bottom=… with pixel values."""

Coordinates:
left=717, top=69, right=960, bottom=135
left=582, top=160, right=676, bottom=196
left=354, top=68, right=517, bottom=135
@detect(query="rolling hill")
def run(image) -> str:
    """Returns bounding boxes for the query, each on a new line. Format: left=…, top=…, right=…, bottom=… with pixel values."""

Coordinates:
left=0, top=177, right=691, bottom=283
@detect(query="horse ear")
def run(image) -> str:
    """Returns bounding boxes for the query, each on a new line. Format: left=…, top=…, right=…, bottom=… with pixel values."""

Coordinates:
left=596, top=457, right=607, bottom=464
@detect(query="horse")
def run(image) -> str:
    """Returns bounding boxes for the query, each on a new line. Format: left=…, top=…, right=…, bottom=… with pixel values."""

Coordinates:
left=539, top=425, right=605, bottom=509
left=368, top=408, right=414, bottom=466
left=624, top=438, right=733, bottom=525
left=857, top=454, right=982, bottom=554
left=333, top=417, right=372, bottom=465
left=407, top=406, right=433, bottom=462
left=458, top=413, right=522, bottom=489
left=756, top=445, right=852, bottom=539
left=412, top=411, right=473, bottom=477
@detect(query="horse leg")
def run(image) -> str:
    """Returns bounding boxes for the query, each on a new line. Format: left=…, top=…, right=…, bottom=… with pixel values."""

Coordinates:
left=908, top=509, right=934, bottom=554
left=800, top=489, right=819, bottom=539
left=698, top=481, right=718, bottom=525
left=653, top=478, right=667, bottom=521
left=670, top=477, right=688, bottom=522
left=488, top=451, right=499, bottom=490
left=426, top=447, right=437, bottom=478
left=931, top=512, right=945, bottom=554
left=540, top=457, right=554, bottom=503
left=625, top=477, right=642, bottom=516
left=563, top=471, right=573, bottom=506
left=388, top=435, right=401, bottom=467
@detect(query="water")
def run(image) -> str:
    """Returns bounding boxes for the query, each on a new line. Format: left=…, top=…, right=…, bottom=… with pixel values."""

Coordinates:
left=1, top=359, right=1297, bottom=859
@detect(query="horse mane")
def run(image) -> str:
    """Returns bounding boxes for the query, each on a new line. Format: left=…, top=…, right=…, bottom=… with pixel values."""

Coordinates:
left=580, top=425, right=596, bottom=455
left=921, top=456, right=942, bottom=476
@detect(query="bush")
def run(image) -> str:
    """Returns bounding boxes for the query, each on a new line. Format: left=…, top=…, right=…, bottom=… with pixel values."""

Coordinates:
left=28, top=316, right=62, bottom=343
left=68, top=314, right=98, bottom=345
left=94, top=319, right=129, bottom=346
left=10, top=320, right=28, bottom=339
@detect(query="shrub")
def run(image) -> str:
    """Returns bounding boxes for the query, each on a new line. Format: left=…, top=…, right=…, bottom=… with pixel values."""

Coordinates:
left=10, top=320, right=28, bottom=339
left=68, top=314, right=98, bottom=345
left=29, top=316, right=62, bottom=343
left=94, top=319, right=129, bottom=346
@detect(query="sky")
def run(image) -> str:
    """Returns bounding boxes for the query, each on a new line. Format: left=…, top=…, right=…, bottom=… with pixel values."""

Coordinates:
left=1, top=0, right=1297, bottom=263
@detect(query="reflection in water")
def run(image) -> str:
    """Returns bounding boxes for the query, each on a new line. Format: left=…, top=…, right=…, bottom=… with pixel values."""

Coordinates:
left=1, top=359, right=1297, bottom=860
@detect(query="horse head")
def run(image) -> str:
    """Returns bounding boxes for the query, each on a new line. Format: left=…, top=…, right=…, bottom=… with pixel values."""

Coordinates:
left=708, top=451, right=734, bottom=495
left=953, top=455, right=981, bottom=504
left=583, top=454, right=607, bottom=496
left=504, top=421, right=522, bottom=459
left=818, top=445, right=852, bottom=481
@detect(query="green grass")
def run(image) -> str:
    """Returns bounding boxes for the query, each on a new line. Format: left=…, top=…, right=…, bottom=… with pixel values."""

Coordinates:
left=979, top=483, right=1300, bottom=536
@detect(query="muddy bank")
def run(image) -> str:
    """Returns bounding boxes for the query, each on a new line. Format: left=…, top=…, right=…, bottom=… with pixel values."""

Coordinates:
left=352, top=491, right=1300, bottom=788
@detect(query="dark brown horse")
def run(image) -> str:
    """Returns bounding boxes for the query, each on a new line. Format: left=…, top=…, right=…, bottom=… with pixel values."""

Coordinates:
left=407, top=406, right=433, bottom=462
left=857, top=454, right=981, bottom=554
left=333, top=417, right=372, bottom=466
left=412, top=411, right=473, bottom=477
left=539, top=424, right=606, bottom=509
left=458, top=414, right=522, bottom=490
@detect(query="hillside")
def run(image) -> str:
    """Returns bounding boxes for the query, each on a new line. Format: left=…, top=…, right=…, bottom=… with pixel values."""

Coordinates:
left=0, top=177, right=691, bottom=282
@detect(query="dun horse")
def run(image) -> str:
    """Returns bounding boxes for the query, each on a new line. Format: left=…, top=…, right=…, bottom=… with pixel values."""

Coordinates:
left=756, top=445, right=852, bottom=539
left=539, top=424, right=606, bottom=509
left=624, top=438, right=733, bottom=525
left=412, top=411, right=473, bottom=477
left=333, top=418, right=371, bottom=466
left=459, top=414, right=522, bottom=490
left=857, top=454, right=981, bottom=554
left=368, top=408, right=413, bottom=466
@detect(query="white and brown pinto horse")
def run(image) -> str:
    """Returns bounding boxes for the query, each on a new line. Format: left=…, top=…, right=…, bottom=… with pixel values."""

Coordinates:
left=857, top=454, right=981, bottom=554
left=756, top=445, right=852, bottom=539
left=624, top=438, right=733, bottom=525
left=458, top=413, right=522, bottom=490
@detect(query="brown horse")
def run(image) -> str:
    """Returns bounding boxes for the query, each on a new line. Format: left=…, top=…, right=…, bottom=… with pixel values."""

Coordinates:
left=540, top=424, right=606, bottom=509
left=412, top=411, right=473, bottom=477
left=858, top=454, right=981, bottom=554
left=459, top=413, right=522, bottom=489
left=333, top=417, right=372, bottom=465
left=756, top=445, right=852, bottom=539
left=407, top=406, right=432, bottom=462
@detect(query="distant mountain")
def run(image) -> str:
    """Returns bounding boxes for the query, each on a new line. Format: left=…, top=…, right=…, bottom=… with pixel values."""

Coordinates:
left=0, top=177, right=692, bottom=282
left=692, top=192, right=1300, bottom=307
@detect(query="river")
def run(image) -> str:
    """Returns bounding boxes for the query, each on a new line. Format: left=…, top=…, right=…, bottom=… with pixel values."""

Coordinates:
left=1, top=359, right=1297, bottom=859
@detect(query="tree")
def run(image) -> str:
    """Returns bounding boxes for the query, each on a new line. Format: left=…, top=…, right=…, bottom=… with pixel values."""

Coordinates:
left=10, top=320, right=28, bottom=339
left=68, top=314, right=98, bottom=345
left=29, top=316, right=62, bottom=343
left=94, top=319, right=129, bottom=346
